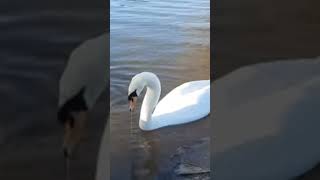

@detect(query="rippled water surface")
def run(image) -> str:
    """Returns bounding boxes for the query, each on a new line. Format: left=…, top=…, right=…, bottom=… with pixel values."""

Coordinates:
left=110, top=0, right=210, bottom=179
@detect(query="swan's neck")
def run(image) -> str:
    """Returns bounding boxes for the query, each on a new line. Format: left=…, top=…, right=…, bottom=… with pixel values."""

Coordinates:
left=139, top=74, right=161, bottom=130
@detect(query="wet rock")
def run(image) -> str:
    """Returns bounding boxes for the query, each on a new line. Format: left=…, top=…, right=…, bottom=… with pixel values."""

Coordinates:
left=175, top=163, right=210, bottom=175
left=172, top=137, right=210, bottom=180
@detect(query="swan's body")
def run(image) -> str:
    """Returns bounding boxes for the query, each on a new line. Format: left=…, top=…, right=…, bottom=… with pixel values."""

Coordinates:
left=128, top=72, right=210, bottom=131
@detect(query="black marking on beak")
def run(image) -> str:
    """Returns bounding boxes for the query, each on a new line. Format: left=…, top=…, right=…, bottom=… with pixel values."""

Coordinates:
left=63, top=148, right=69, bottom=158
left=58, top=87, right=88, bottom=125
left=128, top=90, right=137, bottom=101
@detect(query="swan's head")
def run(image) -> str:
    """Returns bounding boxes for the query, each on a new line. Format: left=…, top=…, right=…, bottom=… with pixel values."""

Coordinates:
left=128, top=73, right=146, bottom=111
left=58, top=88, right=88, bottom=159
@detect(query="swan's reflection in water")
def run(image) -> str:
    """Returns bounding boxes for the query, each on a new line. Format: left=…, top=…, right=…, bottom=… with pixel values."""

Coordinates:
left=130, top=134, right=159, bottom=179
left=129, top=112, right=160, bottom=180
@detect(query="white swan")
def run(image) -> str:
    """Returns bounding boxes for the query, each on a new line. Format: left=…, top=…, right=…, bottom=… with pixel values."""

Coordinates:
left=128, top=72, right=210, bottom=131
left=58, top=33, right=108, bottom=158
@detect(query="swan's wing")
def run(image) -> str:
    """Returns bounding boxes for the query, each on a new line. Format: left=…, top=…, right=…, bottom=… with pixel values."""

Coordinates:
left=152, top=80, right=210, bottom=127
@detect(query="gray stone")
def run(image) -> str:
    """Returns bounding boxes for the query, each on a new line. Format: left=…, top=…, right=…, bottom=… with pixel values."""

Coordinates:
left=172, top=137, right=211, bottom=180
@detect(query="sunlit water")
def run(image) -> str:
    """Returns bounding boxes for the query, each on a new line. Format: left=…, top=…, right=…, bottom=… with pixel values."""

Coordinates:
left=110, top=0, right=210, bottom=179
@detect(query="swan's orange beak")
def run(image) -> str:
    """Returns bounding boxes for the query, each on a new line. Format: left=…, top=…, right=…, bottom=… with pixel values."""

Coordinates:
left=129, top=97, right=137, bottom=112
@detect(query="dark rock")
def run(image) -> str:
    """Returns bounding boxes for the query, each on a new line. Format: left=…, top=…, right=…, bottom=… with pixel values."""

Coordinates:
left=175, top=163, right=210, bottom=175
left=172, top=137, right=211, bottom=180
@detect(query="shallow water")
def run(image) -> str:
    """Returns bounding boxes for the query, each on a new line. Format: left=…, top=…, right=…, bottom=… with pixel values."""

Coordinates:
left=110, top=0, right=210, bottom=179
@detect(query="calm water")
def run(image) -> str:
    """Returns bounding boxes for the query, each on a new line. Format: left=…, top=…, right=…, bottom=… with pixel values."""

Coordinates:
left=110, top=0, right=210, bottom=179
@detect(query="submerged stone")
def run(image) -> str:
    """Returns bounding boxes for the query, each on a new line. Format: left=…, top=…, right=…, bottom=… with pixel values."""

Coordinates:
left=172, top=137, right=210, bottom=179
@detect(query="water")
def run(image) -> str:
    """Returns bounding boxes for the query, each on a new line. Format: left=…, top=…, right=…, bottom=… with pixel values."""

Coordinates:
left=110, top=0, right=210, bottom=179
